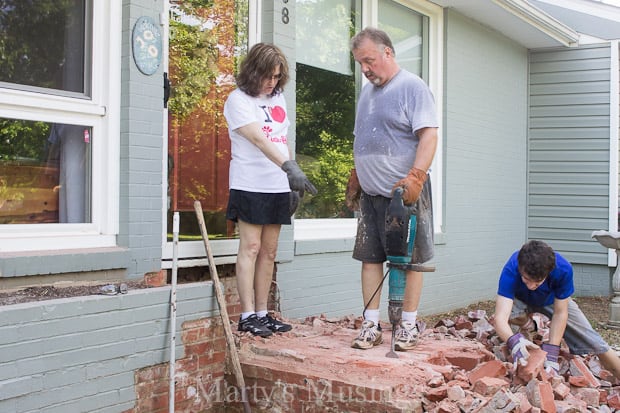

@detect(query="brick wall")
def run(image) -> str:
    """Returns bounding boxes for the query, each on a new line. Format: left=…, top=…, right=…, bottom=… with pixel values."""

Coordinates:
left=0, top=281, right=237, bottom=413
left=573, top=263, right=612, bottom=297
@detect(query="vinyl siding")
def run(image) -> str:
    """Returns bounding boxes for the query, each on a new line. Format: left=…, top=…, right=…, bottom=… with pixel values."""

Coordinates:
left=528, top=44, right=612, bottom=265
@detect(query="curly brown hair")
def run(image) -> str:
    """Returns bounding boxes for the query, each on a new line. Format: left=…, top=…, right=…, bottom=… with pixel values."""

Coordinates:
left=517, top=240, right=556, bottom=281
left=235, top=43, right=289, bottom=97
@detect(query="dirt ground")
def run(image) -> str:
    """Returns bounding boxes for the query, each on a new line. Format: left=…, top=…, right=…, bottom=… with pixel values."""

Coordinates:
left=1, top=281, right=619, bottom=347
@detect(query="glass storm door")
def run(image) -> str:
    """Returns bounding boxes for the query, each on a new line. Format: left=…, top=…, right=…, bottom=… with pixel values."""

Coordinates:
left=162, top=0, right=249, bottom=267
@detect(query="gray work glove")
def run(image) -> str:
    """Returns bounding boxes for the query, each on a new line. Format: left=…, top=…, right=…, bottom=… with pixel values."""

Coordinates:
left=281, top=160, right=318, bottom=197
left=289, top=191, right=300, bottom=216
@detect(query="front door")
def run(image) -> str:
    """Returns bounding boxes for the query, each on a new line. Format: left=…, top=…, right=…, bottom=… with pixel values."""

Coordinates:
left=162, top=0, right=251, bottom=267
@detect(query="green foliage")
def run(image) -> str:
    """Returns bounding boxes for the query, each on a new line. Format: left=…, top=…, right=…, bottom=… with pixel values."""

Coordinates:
left=297, top=132, right=354, bottom=218
left=296, top=63, right=356, bottom=218
left=168, top=3, right=219, bottom=120
left=0, top=119, right=50, bottom=161
left=0, top=0, right=80, bottom=89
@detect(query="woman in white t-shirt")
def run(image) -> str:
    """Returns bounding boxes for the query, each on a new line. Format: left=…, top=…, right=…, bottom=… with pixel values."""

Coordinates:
left=223, top=43, right=317, bottom=337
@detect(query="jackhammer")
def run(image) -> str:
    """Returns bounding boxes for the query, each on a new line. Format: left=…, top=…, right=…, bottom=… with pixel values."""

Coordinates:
left=384, top=187, right=435, bottom=358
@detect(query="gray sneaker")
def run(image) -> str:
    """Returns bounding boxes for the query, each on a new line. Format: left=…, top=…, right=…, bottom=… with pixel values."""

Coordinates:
left=394, top=321, right=419, bottom=351
left=351, top=320, right=383, bottom=349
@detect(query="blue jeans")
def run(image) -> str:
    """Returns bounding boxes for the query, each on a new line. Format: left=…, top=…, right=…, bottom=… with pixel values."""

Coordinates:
left=511, top=298, right=609, bottom=355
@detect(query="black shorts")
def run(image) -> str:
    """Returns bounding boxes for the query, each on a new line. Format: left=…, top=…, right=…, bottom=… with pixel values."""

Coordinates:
left=226, top=189, right=291, bottom=225
left=352, top=177, right=434, bottom=264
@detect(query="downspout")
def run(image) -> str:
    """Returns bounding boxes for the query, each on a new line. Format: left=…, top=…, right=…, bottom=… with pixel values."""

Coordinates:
left=608, top=40, right=620, bottom=267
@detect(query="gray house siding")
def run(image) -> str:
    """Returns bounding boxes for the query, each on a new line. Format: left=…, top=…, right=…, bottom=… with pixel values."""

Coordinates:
left=278, top=9, right=530, bottom=319
left=436, top=10, right=529, bottom=310
left=528, top=43, right=613, bottom=294
left=119, top=0, right=166, bottom=279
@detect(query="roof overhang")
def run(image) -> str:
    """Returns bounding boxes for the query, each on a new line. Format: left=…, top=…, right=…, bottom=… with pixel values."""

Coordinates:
left=429, top=0, right=580, bottom=48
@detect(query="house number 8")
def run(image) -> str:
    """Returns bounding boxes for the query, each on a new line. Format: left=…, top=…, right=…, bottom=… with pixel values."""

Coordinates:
left=282, top=0, right=289, bottom=24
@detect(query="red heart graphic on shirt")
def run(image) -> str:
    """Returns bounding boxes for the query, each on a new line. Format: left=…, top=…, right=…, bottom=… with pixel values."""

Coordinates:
left=270, top=106, right=286, bottom=123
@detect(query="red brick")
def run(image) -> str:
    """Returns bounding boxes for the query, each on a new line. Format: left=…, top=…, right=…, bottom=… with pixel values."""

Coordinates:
left=514, top=391, right=533, bottom=413
left=552, top=382, right=570, bottom=400
left=468, top=359, right=507, bottom=384
left=472, top=377, right=510, bottom=396
left=569, top=357, right=600, bottom=388
left=573, top=387, right=600, bottom=407
left=454, top=315, right=473, bottom=330
left=554, top=400, right=584, bottom=412
left=526, top=379, right=556, bottom=413
left=445, top=350, right=491, bottom=371
left=436, top=399, right=460, bottom=413
left=144, top=269, right=167, bottom=287
left=517, top=349, right=547, bottom=383
left=562, top=394, right=588, bottom=412
left=425, top=385, right=448, bottom=402
left=568, top=375, right=589, bottom=387
left=607, top=392, right=620, bottom=409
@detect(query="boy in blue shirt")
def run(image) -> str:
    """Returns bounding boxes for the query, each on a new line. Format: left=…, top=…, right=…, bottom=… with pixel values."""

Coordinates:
left=495, top=240, right=620, bottom=379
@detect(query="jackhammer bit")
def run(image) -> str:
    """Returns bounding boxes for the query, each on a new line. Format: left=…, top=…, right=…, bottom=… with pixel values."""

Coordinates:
left=385, top=188, right=434, bottom=358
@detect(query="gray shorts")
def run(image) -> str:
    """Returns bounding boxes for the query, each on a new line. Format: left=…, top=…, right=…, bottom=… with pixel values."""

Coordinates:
left=511, top=298, right=609, bottom=355
left=352, top=177, right=434, bottom=264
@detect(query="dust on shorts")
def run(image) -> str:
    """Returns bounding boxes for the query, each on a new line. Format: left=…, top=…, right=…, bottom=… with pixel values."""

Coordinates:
left=352, top=177, right=434, bottom=264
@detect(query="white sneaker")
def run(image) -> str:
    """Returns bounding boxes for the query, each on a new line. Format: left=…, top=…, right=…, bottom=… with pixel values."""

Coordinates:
left=394, top=321, right=419, bottom=351
left=351, top=320, right=383, bottom=349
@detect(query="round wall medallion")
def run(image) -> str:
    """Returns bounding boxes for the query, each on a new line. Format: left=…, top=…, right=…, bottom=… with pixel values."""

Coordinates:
left=132, top=16, right=162, bottom=76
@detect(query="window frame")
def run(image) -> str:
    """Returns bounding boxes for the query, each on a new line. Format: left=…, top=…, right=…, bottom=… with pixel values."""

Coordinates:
left=0, top=1, right=121, bottom=252
left=294, top=0, right=444, bottom=241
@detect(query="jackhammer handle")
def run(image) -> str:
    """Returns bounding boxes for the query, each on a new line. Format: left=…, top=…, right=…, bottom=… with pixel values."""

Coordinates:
left=407, top=264, right=436, bottom=272
left=388, top=262, right=436, bottom=272
left=393, top=186, right=417, bottom=215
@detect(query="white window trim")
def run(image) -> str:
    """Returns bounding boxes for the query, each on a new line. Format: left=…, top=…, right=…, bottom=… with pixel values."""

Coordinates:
left=294, top=0, right=444, bottom=241
left=0, top=1, right=121, bottom=253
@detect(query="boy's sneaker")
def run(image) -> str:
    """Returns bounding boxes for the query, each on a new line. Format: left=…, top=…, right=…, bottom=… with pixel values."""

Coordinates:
left=394, top=321, right=419, bottom=351
left=238, top=314, right=272, bottom=337
left=259, top=314, right=292, bottom=333
left=351, top=320, right=383, bottom=349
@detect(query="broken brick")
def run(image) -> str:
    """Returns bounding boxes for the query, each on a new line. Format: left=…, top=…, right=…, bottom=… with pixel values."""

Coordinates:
left=472, top=376, right=510, bottom=396
left=526, top=379, right=556, bottom=413
left=569, top=358, right=601, bottom=388
left=468, top=359, right=507, bottom=385
left=517, top=348, right=547, bottom=383
left=552, top=381, right=571, bottom=400
left=573, top=387, right=600, bottom=407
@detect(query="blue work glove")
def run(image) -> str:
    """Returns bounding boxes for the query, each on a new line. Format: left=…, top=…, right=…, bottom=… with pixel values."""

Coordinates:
left=281, top=160, right=318, bottom=197
left=542, top=343, right=560, bottom=374
left=507, top=332, right=539, bottom=368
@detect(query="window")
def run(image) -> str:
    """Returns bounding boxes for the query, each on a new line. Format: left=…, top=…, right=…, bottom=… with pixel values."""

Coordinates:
left=295, top=0, right=443, bottom=238
left=0, top=0, right=120, bottom=251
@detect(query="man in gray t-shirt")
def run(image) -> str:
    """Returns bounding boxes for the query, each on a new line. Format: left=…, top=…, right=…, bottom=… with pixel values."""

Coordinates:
left=346, top=27, right=439, bottom=352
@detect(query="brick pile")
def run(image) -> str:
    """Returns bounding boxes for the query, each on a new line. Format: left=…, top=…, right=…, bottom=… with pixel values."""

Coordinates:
left=400, top=309, right=620, bottom=412
left=236, top=309, right=620, bottom=412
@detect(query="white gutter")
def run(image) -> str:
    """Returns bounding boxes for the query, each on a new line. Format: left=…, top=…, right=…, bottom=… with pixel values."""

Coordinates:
left=492, top=0, right=580, bottom=46
left=608, top=40, right=620, bottom=267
